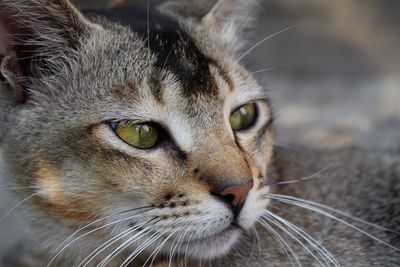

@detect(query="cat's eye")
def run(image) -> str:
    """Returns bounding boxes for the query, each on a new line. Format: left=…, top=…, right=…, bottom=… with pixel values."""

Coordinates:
left=112, top=122, right=159, bottom=149
left=230, top=103, right=257, bottom=131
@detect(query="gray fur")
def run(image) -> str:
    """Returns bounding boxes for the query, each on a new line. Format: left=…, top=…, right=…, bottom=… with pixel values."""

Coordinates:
left=0, top=0, right=399, bottom=266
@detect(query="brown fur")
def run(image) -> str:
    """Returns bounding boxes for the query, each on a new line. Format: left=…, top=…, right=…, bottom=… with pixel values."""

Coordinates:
left=0, top=0, right=398, bottom=266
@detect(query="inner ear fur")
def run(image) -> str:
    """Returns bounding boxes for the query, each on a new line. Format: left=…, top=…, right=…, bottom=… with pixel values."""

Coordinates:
left=0, top=0, right=94, bottom=103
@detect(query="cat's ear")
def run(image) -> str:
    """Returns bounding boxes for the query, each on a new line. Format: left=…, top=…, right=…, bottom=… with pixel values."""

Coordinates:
left=159, top=0, right=260, bottom=49
left=0, top=0, right=97, bottom=103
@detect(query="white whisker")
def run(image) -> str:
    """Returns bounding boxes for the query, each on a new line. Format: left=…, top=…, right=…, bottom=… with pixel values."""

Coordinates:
left=270, top=194, right=400, bottom=235
left=231, top=6, right=258, bottom=46
left=248, top=226, right=261, bottom=261
left=238, top=21, right=306, bottom=61
left=269, top=195, right=400, bottom=252
left=270, top=163, right=333, bottom=186
left=0, top=185, right=39, bottom=191
left=250, top=67, right=278, bottom=75
left=79, top=221, right=149, bottom=267
left=263, top=213, right=328, bottom=266
left=259, top=218, right=301, bottom=267
left=48, top=212, right=147, bottom=267
left=184, top=230, right=195, bottom=267
left=120, top=227, right=168, bottom=267
left=266, top=211, right=340, bottom=266
left=98, top=225, right=156, bottom=267
left=0, top=190, right=43, bottom=224
left=144, top=226, right=184, bottom=267
left=168, top=226, right=188, bottom=267
left=53, top=213, right=121, bottom=261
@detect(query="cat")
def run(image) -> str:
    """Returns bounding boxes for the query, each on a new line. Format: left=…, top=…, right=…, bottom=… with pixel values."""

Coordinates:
left=0, top=0, right=399, bottom=266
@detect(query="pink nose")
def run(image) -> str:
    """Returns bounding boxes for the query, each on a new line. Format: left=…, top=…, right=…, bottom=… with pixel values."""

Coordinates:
left=219, top=182, right=253, bottom=207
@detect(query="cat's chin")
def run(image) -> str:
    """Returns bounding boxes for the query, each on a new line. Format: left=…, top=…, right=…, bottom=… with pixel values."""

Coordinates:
left=184, top=227, right=241, bottom=259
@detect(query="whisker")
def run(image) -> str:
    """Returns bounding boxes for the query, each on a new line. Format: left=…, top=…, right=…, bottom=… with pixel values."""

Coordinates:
left=147, top=218, right=210, bottom=267
left=258, top=218, right=301, bottom=267
left=0, top=185, right=39, bottom=191
left=99, top=217, right=163, bottom=267
left=78, top=221, right=149, bottom=267
left=168, top=226, right=188, bottom=267
left=52, top=212, right=120, bottom=258
left=250, top=67, right=278, bottom=75
left=238, top=20, right=307, bottom=61
left=230, top=6, right=258, bottom=46
left=98, top=227, right=153, bottom=267
left=253, top=226, right=262, bottom=261
left=144, top=226, right=184, bottom=267
left=184, top=230, right=196, bottom=267
left=269, top=194, right=400, bottom=235
left=0, top=190, right=43, bottom=224
left=263, top=213, right=328, bottom=266
left=48, top=209, right=154, bottom=267
left=79, top=229, right=136, bottom=267
left=248, top=226, right=261, bottom=261
left=54, top=205, right=154, bottom=256
left=269, top=195, right=400, bottom=252
left=267, top=163, right=334, bottom=187
left=176, top=228, right=193, bottom=267
left=167, top=233, right=179, bottom=267
left=0, top=33, right=35, bottom=36
left=266, top=212, right=340, bottom=266
left=120, top=226, right=170, bottom=267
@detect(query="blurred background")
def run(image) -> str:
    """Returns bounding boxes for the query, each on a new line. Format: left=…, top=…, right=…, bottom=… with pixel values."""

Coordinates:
left=1, top=0, right=400, bottom=260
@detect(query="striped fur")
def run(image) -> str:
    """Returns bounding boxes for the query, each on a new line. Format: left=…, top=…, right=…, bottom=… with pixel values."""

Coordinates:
left=0, top=0, right=273, bottom=265
left=1, top=1, right=398, bottom=266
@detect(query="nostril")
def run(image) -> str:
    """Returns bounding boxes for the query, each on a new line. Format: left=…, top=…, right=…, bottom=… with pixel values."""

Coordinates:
left=212, top=182, right=253, bottom=208
left=222, top=193, right=235, bottom=204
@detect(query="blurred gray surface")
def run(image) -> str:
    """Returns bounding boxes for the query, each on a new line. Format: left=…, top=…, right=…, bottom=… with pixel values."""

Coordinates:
left=1, top=0, right=400, bottom=260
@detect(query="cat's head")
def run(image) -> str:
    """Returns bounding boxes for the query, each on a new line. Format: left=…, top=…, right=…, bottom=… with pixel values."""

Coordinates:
left=0, top=0, right=273, bottom=261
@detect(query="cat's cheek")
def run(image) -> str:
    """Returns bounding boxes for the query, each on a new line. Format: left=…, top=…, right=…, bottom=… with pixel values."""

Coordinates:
left=33, top=162, right=100, bottom=221
left=35, top=162, right=64, bottom=203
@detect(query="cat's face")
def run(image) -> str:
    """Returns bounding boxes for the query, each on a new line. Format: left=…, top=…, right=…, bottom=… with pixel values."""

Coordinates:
left=0, top=0, right=272, bottom=261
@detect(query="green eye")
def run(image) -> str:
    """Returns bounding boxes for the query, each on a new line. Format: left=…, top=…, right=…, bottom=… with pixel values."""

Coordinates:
left=230, top=103, right=257, bottom=131
left=112, top=122, right=159, bottom=149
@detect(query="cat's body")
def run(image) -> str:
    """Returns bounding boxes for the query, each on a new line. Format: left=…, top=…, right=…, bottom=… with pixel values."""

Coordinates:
left=0, top=0, right=399, bottom=266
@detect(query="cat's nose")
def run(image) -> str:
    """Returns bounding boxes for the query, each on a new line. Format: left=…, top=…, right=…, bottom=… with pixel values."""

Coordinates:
left=217, top=182, right=253, bottom=208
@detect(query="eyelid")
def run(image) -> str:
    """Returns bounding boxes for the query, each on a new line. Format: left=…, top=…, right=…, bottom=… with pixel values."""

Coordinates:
left=109, top=119, right=160, bottom=129
left=232, top=98, right=269, bottom=112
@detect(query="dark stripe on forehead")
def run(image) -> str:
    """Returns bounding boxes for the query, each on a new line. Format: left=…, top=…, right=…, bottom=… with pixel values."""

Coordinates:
left=84, top=7, right=218, bottom=99
left=148, top=75, right=164, bottom=105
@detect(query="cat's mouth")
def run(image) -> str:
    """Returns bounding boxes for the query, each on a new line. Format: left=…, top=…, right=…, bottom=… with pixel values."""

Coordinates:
left=188, top=222, right=240, bottom=243
left=114, top=187, right=270, bottom=260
